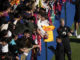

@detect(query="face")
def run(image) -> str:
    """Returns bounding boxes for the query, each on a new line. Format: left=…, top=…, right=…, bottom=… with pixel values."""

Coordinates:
left=41, top=16, right=45, bottom=21
left=25, top=33, right=30, bottom=38
left=56, top=38, right=62, bottom=43
left=14, top=35, right=18, bottom=40
left=61, top=20, right=65, bottom=27
left=2, top=41, right=7, bottom=46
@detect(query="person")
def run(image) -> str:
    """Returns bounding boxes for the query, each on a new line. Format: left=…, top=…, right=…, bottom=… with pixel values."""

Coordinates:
left=1, top=37, right=11, bottom=60
left=31, top=27, right=42, bottom=60
left=13, top=12, right=26, bottom=35
left=27, top=16, right=36, bottom=34
left=17, top=29, right=39, bottom=60
left=37, top=13, right=49, bottom=37
left=71, top=0, right=80, bottom=38
left=9, top=35, right=19, bottom=60
left=48, top=36, right=64, bottom=60
left=57, top=19, right=72, bottom=60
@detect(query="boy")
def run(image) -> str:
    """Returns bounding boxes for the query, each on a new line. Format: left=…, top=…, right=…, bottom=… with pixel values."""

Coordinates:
left=37, top=13, right=49, bottom=37
left=48, top=36, right=64, bottom=60
left=1, top=38, right=11, bottom=60
left=9, top=35, right=19, bottom=60
left=17, top=30, right=39, bottom=60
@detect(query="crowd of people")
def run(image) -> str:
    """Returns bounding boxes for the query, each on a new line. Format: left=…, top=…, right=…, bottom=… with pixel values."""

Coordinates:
left=0, top=0, right=55, bottom=60
left=0, top=0, right=80, bottom=60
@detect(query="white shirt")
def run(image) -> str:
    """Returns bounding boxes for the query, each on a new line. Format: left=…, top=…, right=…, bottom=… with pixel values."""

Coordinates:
left=7, top=30, right=12, bottom=37
left=2, top=44, right=9, bottom=53
left=1, top=24, right=9, bottom=31
left=37, top=19, right=49, bottom=36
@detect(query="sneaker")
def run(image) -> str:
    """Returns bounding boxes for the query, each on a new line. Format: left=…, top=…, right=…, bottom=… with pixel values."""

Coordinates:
left=74, top=30, right=78, bottom=36
left=77, top=35, right=80, bottom=38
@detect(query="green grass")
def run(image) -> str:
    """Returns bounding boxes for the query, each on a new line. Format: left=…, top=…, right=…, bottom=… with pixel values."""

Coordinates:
left=52, top=39, right=80, bottom=60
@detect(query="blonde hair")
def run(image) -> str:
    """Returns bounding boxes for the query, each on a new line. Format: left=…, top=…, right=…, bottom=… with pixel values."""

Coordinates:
left=60, top=18, right=65, bottom=23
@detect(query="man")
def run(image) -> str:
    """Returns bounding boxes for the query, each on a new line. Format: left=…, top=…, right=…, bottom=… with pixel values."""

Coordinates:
left=71, top=0, right=80, bottom=38
left=57, top=19, right=72, bottom=60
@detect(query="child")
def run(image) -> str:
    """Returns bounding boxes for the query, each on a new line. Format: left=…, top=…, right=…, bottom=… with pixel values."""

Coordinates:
left=17, top=30, right=39, bottom=60
left=48, top=36, right=64, bottom=60
left=37, top=13, right=49, bottom=37
left=9, top=35, right=19, bottom=60
left=28, top=16, right=36, bottom=34
left=31, top=27, right=42, bottom=60
left=1, top=37, right=12, bottom=60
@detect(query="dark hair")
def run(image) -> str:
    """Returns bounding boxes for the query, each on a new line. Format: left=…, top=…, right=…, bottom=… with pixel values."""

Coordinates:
left=29, top=16, right=35, bottom=21
left=8, top=12, right=15, bottom=22
left=24, top=30, right=30, bottom=34
left=1, top=37, right=9, bottom=43
left=13, top=12, right=21, bottom=18
left=40, top=8, right=46, bottom=12
left=0, top=0, right=11, bottom=12
left=16, top=4, right=26, bottom=12
left=41, top=13, right=48, bottom=19
left=56, top=36, right=61, bottom=39
left=37, top=11, right=42, bottom=15
left=0, top=16, right=8, bottom=26
left=24, top=6, right=32, bottom=11
left=0, top=30, right=8, bottom=37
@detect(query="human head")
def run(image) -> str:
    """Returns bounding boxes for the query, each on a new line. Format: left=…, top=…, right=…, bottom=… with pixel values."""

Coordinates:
left=60, top=18, right=65, bottom=27
left=24, top=30, right=31, bottom=38
left=29, top=16, right=35, bottom=23
left=1, top=37, right=9, bottom=46
left=41, top=13, right=47, bottom=21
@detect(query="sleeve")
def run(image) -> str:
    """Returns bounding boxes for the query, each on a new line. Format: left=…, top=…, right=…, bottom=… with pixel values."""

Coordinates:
left=57, top=27, right=62, bottom=36
left=37, top=20, right=46, bottom=36
left=67, top=26, right=71, bottom=33
left=1, top=24, right=9, bottom=31
left=35, top=0, right=39, bottom=6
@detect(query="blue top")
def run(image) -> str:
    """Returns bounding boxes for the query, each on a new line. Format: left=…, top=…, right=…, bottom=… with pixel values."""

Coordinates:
left=10, top=39, right=16, bottom=45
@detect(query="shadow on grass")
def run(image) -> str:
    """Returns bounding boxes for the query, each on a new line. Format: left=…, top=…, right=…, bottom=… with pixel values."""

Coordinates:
left=70, top=38, right=80, bottom=43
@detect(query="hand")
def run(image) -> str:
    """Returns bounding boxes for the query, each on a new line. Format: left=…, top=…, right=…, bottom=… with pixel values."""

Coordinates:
left=33, top=45, right=40, bottom=48
left=24, top=48, right=30, bottom=53
left=44, top=33, right=48, bottom=39
left=68, top=32, right=72, bottom=36
left=16, top=56, right=19, bottom=60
